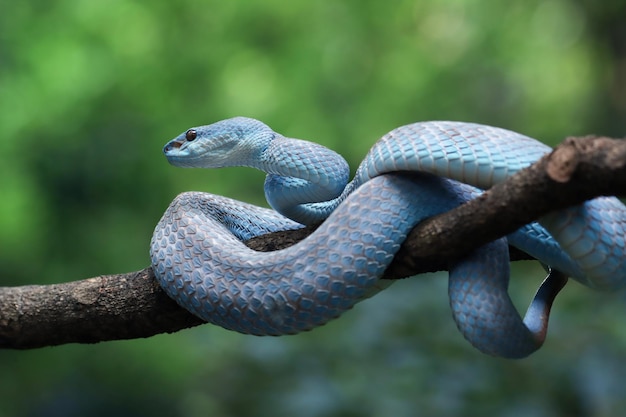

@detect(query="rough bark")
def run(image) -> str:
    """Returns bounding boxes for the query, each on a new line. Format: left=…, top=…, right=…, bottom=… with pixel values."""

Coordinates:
left=1, top=135, right=625, bottom=349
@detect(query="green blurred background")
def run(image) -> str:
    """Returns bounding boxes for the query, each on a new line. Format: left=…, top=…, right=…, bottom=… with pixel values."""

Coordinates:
left=1, top=0, right=626, bottom=416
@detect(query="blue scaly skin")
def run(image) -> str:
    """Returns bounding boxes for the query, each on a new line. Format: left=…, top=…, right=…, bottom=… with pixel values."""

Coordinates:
left=150, top=117, right=626, bottom=358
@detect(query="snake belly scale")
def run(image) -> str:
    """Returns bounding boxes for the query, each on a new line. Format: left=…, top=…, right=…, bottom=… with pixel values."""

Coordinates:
left=150, top=117, right=626, bottom=358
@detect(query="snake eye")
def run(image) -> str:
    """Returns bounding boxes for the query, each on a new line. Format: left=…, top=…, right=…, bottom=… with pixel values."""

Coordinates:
left=185, top=129, right=197, bottom=141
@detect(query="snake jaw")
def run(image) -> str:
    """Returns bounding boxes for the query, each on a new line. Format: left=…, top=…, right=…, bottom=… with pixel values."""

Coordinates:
left=163, top=136, right=195, bottom=167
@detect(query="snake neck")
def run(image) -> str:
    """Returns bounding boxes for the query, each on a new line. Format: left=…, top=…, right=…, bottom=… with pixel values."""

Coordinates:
left=257, top=135, right=351, bottom=225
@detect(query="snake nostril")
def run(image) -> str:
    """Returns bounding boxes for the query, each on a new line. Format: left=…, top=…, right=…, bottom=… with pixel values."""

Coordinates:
left=164, top=142, right=183, bottom=153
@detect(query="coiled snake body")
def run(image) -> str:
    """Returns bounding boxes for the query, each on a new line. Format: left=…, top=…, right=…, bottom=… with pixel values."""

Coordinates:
left=150, top=118, right=626, bottom=358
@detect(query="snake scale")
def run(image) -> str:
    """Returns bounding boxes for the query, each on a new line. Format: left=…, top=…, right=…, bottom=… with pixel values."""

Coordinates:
left=150, top=117, right=626, bottom=358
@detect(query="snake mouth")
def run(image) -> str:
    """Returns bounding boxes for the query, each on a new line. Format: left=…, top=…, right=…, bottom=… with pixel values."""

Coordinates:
left=164, top=145, right=209, bottom=167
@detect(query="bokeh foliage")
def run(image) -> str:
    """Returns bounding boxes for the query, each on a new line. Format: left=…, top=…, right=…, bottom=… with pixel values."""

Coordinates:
left=1, top=0, right=625, bottom=416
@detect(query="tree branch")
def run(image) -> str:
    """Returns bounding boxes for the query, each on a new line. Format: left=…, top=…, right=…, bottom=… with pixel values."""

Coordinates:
left=1, top=135, right=625, bottom=349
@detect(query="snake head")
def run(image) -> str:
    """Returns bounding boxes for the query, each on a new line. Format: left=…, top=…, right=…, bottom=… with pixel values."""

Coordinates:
left=163, top=117, right=275, bottom=168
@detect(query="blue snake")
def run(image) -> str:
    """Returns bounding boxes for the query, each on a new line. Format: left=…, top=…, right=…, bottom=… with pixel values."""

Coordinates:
left=150, top=117, right=626, bottom=358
